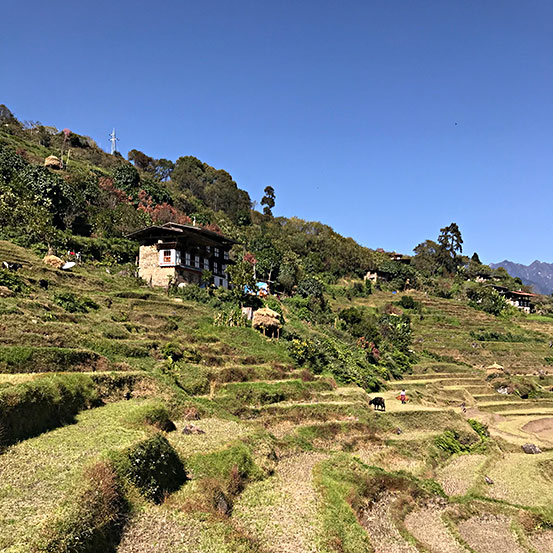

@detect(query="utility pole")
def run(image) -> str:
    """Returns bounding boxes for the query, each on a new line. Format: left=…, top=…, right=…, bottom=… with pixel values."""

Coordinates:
left=109, top=128, right=119, bottom=154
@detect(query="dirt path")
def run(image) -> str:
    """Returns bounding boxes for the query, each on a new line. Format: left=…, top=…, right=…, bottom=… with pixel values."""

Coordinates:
left=233, top=451, right=327, bottom=553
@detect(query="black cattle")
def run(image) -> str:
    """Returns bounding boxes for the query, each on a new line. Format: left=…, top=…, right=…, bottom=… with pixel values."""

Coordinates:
left=369, top=397, right=386, bottom=411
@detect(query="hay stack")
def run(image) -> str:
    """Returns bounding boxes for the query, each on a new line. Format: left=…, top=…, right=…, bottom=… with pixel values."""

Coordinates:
left=486, top=362, right=504, bottom=377
left=44, top=155, right=61, bottom=169
left=43, top=254, right=64, bottom=269
left=252, top=307, right=282, bottom=338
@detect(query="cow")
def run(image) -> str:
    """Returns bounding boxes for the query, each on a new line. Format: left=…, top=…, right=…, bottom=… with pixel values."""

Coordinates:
left=369, top=397, right=386, bottom=411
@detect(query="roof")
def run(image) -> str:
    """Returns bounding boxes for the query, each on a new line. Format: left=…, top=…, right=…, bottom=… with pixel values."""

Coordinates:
left=506, top=289, right=538, bottom=298
left=126, top=222, right=237, bottom=247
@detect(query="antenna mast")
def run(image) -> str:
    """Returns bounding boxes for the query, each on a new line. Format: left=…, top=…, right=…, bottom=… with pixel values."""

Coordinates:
left=109, top=128, right=119, bottom=154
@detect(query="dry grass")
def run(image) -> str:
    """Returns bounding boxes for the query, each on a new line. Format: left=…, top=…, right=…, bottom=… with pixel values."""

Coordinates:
left=485, top=451, right=553, bottom=507
left=233, top=451, right=327, bottom=553
left=404, top=505, right=466, bottom=553
left=359, top=492, right=418, bottom=553
left=0, top=399, right=152, bottom=551
left=527, top=530, right=553, bottom=553
left=457, top=514, right=526, bottom=553
left=168, top=418, right=256, bottom=457
left=436, top=454, right=487, bottom=497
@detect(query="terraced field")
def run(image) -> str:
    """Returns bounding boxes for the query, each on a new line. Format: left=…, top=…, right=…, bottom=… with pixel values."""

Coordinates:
left=1, top=242, right=553, bottom=552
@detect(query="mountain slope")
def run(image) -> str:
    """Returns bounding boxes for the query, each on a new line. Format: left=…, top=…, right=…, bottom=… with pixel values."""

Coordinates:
left=491, top=259, right=553, bottom=295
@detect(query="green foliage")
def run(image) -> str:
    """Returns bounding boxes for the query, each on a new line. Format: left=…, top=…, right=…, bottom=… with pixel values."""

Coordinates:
left=378, top=312, right=412, bottom=352
left=260, top=185, right=275, bottom=217
left=434, top=427, right=483, bottom=456
left=112, top=164, right=140, bottom=197
left=173, top=283, right=212, bottom=303
left=53, top=291, right=99, bottom=313
left=124, top=402, right=175, bottom=432
left=0, top=374, right=99, bottom=446
left=227, top=258, right=256, bottom=304
left=297, top=275, right=325, bottom=298
left=213, top=305, right=250, bottom=327
left=0, top=268, right=27, bottom=292
left=0, top=346, right=103, bottom=373
left=377, top=260, right=418, bottom=290
left=110, top=433, right=186, bottom=503
left=338, top=307, right=379, bottom=341
left=286, top=335, right=383, bottom=391
left=398, top=295, right=419, bottom=310
left=466, top=284, right=507, bottom=315
left=467, top=419, right=490, bottom=439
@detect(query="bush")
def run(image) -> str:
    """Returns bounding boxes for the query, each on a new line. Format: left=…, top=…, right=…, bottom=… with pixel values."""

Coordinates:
left=53, top=291, right=99, bottom=313
left=466, top=284, right=507, bottom=316
left=0, top=268, right=26, bottom=292
left=172, top=283, right=211, bottom=303
left=110, top=434, right=186, bottom=503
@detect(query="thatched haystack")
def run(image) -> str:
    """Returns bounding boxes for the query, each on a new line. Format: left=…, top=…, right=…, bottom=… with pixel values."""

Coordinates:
left=44, top=155, right=61, bottom=169
left=42, top=255, right=64, bottom=269
left=252, top=307, right=282, bottom=338
left=486, top=362, right=504, bottom=377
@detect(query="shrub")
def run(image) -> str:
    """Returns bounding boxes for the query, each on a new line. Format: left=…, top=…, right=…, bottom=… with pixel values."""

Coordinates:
left=466, top=284, right=507, bottom=316
left=0, top=268, right=27, bottom=292
left=53, top=291, right=99, bottom=313
left=125, top=402, right=176, bottom=432
left=110, top=434, right=186, bottom=503
left=172, top=283, right=211, bottom=303
left=467, top=419, right=490, bottom=439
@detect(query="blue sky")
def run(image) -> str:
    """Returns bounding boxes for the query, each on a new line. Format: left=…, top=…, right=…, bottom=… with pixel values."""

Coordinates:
left=2, top=1, right=552, bottom=264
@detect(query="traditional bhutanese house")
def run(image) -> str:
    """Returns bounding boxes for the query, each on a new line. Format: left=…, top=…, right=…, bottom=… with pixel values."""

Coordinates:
left=492, top=285, right=537, bottom=313
left=504, top=289, right=537, bottom=314
left=127, top=222, right=235, bottom=288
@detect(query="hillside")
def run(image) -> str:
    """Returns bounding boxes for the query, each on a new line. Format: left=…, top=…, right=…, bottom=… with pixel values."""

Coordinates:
left=1, top=240, right=553, bottom=552
left=491, top=259, right=553, bottom=295
left=1, top=106, right=553, bottom=552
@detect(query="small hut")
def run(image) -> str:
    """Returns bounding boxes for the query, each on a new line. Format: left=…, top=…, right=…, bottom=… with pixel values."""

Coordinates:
left=252, top=307, right=282, bottom=338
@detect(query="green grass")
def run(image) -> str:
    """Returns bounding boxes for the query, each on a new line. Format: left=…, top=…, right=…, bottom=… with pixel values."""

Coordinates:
left=0, top=399, right=156, bottom=551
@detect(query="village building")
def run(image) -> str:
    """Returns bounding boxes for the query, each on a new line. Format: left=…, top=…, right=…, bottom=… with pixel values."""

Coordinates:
left=128, top=222, right=235, bottom=288
left=492, top=285, right=537, bottom=314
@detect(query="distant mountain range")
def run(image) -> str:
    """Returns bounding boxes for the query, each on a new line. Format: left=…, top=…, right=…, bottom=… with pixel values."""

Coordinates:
left=490, top=260, right=553, bottom=295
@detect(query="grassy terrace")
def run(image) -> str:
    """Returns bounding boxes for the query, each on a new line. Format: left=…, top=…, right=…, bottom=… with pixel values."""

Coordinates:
left=2, top=241, right=553, bottom=552
left=0, top=400, right=152, bottom=552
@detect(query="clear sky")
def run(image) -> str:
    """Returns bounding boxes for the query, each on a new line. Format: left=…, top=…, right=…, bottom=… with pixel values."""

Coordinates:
left=2, top=0, right=552, bottom=264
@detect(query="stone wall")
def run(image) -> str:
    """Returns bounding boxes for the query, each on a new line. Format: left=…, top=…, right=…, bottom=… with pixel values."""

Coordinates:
left=138, top=245, right=175, bottom=287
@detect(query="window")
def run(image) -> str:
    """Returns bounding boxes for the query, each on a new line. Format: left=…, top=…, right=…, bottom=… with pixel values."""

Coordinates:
left=214, top=247, right=220, bottom=257
left=185, top=252, right=191, bottom=266
left=159, top=249, right=174, bottom=266
left=195, top=255, right=200, bottom=268
left=203, top=258, right=209, bottom=270
left=224, top=251, right=229, bottom=260
left=206, top=246, right=211, bottom=253
left=214, top=262, right=218, bottom=274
